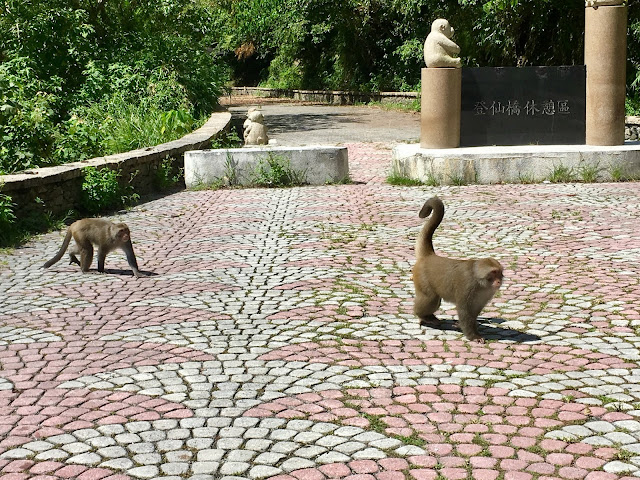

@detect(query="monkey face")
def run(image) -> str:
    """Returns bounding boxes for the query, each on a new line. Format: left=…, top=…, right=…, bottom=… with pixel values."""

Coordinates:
left=116, top=227, right=131, bottom=243
left=486, top=268, right=503, bottom=290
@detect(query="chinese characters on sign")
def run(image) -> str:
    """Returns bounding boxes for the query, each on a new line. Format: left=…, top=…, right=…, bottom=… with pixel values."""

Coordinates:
left=460, top=66, right=586, bottom=146
left=473, top=100, right=571, bottom=117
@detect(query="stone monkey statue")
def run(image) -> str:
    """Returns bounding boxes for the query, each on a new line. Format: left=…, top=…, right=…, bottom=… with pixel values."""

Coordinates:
left=243, top=108, right=269, bottom=146
left=424, top=19, right=462, bottom=68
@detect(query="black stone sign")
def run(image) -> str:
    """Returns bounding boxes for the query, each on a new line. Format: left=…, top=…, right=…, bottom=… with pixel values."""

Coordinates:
left=460, top=66, right=586, bottom=147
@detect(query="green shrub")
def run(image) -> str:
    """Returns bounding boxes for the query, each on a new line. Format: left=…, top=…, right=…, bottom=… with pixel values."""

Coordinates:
left=0, top=0, right=227, bottom=174
left=0, top=192, right=16, bottom=231
left=81, top=166, right=139, bottom=214
left=548, top=164, right=575, bottom=183
left=386, top=172, right=424, bottom=186
left=0, top=192, right=54, bottom=247
left=155, top=157, right=184, bottom=190
left=0, top=58, right=61, bottom=174
left=210, top=130, right=243, bottom=149
left=62, top=64, right=205, bottom=158
left=252, top=154, right=307, bottom=187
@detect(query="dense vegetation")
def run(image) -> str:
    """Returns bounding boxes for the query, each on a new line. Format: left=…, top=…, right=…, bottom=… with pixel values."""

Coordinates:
left=0, top=0, right=227, bottom=174
left=2, top=0, right=640, bottom=176
left=218, top=0, right=640, bottom=101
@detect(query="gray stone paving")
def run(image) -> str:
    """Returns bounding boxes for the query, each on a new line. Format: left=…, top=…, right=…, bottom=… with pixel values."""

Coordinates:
left=1, top=142, right=640, bottom=479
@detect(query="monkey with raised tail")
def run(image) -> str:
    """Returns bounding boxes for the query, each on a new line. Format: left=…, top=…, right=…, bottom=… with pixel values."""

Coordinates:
left=412, top=196, right=503, bottom=343
left=43, top=218, right=144, bottom=278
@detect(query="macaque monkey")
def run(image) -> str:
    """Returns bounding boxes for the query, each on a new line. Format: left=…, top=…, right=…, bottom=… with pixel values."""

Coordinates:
left=43, top=218, right=144, bottom=278
left=413, top=196, right=503, bottom=343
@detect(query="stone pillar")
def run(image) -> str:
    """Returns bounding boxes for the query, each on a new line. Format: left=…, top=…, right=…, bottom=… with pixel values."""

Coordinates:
left=585, top=4, right=627, bottom=145
left=421, top=68, right=461, bottom=149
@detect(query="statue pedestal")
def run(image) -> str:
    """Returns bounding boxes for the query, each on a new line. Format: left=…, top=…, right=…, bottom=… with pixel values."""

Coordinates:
left=585, top=4, right=627, bottom=145
left=421, top=68, right=461, bottom=149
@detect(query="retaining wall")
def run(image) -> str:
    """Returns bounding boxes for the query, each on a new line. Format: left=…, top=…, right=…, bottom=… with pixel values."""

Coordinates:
left=0, top=112, right=232, bottom=218
left=230, top=87, right=418, bottom=105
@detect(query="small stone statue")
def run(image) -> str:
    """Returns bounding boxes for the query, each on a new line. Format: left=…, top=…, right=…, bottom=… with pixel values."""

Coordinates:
left=243, top=108, right=269, bottom=146
left=585, top=0, right=624, bottom=7
left=424, top=19, right=462, bottom=68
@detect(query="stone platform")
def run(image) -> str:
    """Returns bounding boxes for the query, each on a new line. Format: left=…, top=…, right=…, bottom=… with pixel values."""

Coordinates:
left=392, top=142, right=640, bottom=184
left=185, top=146, right=349, bottom=188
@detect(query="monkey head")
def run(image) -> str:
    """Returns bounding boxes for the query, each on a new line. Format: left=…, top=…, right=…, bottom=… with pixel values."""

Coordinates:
left=475, top=258, right=503, bottom=291
left=247, top=110, right=264, bottom=123
left=432, top=19, right=454, bottom=39
left=114, top=224, right=131, bottom=243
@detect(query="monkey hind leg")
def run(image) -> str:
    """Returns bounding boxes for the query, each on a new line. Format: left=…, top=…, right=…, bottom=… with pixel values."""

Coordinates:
left=414, top=290, right=442, bottom=326
left=68, top=248, right=81, bottom=266
left=79, top=243, right=94, bottom=273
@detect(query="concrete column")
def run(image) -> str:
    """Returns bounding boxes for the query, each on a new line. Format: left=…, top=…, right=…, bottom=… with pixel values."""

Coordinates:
left=585, top=4, right=627, bottom=145
left=420, top=67, right=461, bottom=149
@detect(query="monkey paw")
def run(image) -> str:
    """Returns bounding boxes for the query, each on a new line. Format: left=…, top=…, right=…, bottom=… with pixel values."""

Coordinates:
left=419, top=315, right=441, bottom=326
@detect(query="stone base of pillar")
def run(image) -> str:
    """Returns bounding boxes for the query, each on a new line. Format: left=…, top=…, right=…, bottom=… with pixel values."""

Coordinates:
left=420, top=67, right=461, bottom=149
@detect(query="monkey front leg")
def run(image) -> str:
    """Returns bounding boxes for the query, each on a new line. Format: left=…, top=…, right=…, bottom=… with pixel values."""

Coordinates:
left=97, top=249, right=107, bottom=274
left=457, top=309, right=485, bottom=344
left=122, top=241, right=145, bottom=278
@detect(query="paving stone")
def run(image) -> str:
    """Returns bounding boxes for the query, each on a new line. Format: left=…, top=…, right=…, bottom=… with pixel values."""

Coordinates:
left=248, top=465, right=283, bottom=479
left=280, top=457, right=315, bottom=471
left=128, top=465, right=160, bottom=478
left=219, top=461, right=251, bottom=475
left=4, top=143, right=640, bottom=480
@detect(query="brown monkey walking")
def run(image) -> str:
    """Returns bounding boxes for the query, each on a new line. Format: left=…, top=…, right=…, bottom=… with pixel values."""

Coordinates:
left=43, top=218, right=144, bottom=278
left=412, top=196, right=503, bottom=343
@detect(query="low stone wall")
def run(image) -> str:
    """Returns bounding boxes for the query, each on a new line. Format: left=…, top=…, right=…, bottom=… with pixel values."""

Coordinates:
left=625, top=116, right=640, bottom=141
left=230, top=87, right=418, bottom=105
left=0, top=112, right=232, bottom=218
left=185, top=146, right=349, bottom=187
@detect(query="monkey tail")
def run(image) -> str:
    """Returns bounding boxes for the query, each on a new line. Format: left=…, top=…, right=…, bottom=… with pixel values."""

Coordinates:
left=43, top=229, right=73, bottom=268
left=415, top=196, right=444, bottom=258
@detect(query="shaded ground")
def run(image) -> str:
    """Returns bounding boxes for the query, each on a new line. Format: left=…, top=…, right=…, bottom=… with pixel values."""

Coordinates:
left=222, top=95, right=421, bottom=146
left=1, top=104, right=640, bottom=480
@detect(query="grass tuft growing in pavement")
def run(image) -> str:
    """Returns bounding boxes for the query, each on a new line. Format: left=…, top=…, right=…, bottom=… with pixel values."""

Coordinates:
left=386, top=172, right=425, bottom=186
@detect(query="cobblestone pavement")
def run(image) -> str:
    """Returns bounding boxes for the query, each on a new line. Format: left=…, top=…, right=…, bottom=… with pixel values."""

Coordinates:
left=2, top=142, right=640, bottom=480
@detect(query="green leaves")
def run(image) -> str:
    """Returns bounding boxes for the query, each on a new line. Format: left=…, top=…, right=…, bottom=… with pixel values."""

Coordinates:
left=80, top=166, right=139, bottom=214
left=220, top=0, right=597, bottom=93
left=0, top=0, right=226, bottom=174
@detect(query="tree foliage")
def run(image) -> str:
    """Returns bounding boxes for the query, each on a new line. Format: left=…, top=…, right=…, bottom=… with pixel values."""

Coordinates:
left=0, top=0, right=227, bottom=174
left=3, top=0, right=640, bottom=175
left=217, top=0, right=640, bottom=106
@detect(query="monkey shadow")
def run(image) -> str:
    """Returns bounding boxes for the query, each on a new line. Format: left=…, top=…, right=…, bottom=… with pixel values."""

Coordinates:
left=425, top=317, right=541, bottom=343
left=103, top=268, right=159, bottom=278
